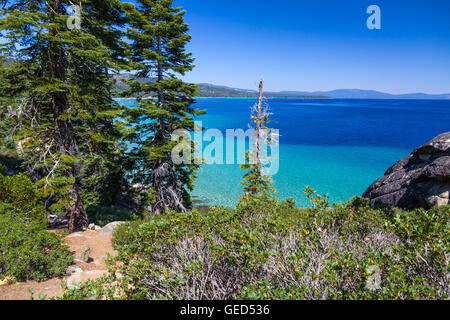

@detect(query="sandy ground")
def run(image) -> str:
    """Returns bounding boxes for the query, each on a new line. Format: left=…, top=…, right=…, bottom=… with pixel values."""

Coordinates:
left=0, top=229, right=116, bottom=300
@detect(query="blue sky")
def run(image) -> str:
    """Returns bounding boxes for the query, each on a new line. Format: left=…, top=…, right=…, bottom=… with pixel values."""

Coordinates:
left=179, top=0, right=450, bottom=94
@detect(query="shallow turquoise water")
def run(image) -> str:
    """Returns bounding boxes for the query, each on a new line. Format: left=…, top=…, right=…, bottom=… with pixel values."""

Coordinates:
left=193, top=142, right=409, bottom=208
left=120, top=98, right=450, bottom=208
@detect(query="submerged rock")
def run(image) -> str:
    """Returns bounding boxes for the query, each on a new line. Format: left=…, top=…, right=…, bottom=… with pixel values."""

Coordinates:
left=363, top=132, right=450, bottom=210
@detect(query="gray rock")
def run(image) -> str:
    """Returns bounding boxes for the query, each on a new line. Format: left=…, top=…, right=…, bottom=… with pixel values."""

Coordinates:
left=66, top=272, right=82, bottom=289
left=66, top=265, right=82, bottom=276
left=364, top=132, right=450, bottom=210
left=100, top=221, right=124, bottom=235
left=74, top=245, right=91, bottom=263
left=48, top=215, right=68, bottom=228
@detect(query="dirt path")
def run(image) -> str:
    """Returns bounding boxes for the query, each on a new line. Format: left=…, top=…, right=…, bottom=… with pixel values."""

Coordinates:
left=0, top=228, right=117, bottom=300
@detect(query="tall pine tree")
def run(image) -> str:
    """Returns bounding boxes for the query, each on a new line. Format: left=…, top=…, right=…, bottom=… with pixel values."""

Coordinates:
left=0, top=0, right=127, bottom=232
left=123, top=0, right=205, bottom=214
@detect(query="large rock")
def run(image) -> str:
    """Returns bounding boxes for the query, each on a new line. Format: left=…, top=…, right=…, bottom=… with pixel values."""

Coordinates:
left=363, top=132, right=450, bottom=210
left=99, top=221, right=124, bottom=236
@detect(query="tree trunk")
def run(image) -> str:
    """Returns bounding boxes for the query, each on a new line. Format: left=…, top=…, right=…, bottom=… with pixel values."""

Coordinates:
left=254, top=79, right=264, bottom=166
left=67, top=179, right=88, bottom=233
left=251, top=80, right=264, bottom=195
left=48, top=1, right=88, bottom=232
left=149, top=35, right=188, bottom=214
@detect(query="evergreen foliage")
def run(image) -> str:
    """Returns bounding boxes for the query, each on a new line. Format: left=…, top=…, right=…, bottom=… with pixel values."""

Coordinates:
left=122, top=0, right=205, bottom=214
left=0, top=173, right=72, bottom=282
left=0, top=1, right=448, bottom=302
left=0, top=173, right=47, bottom=222
left=0, top=0, right=129, bottom=231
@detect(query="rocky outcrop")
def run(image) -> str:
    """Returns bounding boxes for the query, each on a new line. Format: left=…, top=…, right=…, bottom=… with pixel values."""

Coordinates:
left=99, top=221, right=124, bottom=236
left=363, top=132, right=450, bottom=210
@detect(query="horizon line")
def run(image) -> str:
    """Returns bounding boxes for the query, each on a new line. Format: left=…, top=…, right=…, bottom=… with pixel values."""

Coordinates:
left=196, top=82, right=450, bottom=96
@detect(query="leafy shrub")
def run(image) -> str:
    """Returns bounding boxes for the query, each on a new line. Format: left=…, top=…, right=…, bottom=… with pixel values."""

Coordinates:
left=60, top=192, right=449, bottom=300
left=0, top=173, right=46, bottom=222
left=0, top=213, right=73, bottom=282
left=0, top=173, right=72, bottom=282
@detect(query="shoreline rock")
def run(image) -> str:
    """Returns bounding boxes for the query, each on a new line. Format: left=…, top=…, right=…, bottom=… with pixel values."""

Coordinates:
left=363, top=132, right=450, bottom=210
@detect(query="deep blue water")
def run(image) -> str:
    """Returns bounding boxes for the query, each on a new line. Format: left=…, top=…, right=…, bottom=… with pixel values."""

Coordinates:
left=121, top=98, right=450, bottom=208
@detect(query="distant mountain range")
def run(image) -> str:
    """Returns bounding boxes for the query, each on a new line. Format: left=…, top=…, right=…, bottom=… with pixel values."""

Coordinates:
left=274, top=89, right=450, bottom=100
left=114, top=75, right=449, bottom=99
left=195, top=83, right=326, bottom=99
left=114, top=75, right=326, bottom=99
left=200, top=84, right=450, bottom=100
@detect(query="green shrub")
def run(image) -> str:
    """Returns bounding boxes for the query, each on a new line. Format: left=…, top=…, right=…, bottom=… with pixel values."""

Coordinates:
left=0, top=173, right=46, bottom=222
left=0, top=213, right=73, bottom=282
left=59, top=193, right=449, bottom=300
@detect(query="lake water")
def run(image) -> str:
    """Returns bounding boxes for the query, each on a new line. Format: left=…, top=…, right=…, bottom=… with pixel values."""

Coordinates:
left=121, top=98, right=450, bottom=208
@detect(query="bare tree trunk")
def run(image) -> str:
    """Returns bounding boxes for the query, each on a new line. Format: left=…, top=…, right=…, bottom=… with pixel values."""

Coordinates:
left=254, top=79, right=264, bottom=166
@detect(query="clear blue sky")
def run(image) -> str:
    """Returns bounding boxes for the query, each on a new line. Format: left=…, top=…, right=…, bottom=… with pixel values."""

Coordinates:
left=179, top=0, right=450, bottom=94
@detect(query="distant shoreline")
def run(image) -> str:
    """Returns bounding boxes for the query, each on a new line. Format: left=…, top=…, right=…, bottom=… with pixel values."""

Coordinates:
left=114, top=96, right=450, bottom=101
left=114, top=96, right=330, bottom=100
left=194, top=96, right=329, bottom=99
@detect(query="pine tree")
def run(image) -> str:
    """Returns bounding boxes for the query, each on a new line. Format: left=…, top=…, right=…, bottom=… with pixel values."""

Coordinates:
left=71, top=0, right=132, bottom=209
left=122, top=0, right=205, bottom=214
left=240, top=80, right=277, bottom=200
left=0, top=0, right=127, bottom=232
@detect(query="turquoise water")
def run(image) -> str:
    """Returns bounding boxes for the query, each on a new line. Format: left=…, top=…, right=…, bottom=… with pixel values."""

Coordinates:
left=193, top=143, right=409, bottom=208
left=120, top=98, right=450, bottom=208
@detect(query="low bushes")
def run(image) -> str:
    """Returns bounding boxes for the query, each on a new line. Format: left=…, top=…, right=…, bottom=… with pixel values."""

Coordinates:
left=0, top=173, right=47, bottom=221
left=0, top=213, right=73, bottom=282
left=60, top=191, right=449, bottom=300
left=0, top=173, right=73, bottom=282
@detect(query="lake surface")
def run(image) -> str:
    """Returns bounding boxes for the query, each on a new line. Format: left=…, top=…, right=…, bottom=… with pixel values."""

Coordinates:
left=121, top=98, right=450, bottom=208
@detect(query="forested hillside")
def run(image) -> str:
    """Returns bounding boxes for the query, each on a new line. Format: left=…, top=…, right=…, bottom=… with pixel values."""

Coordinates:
left=113, top=74, right=328, bottom=98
